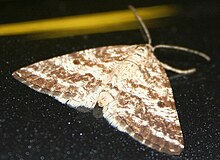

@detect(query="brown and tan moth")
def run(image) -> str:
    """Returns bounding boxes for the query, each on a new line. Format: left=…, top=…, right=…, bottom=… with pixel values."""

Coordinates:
left=12, top=6, right=210, bottom=155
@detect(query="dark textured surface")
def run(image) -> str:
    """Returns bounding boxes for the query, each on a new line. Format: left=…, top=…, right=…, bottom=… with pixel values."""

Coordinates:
left=0, top=1, right=219, bottom=160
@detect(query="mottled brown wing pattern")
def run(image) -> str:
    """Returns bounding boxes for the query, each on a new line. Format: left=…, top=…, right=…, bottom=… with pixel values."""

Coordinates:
left=13, top=44, right=184, bottom=155
left=12, top=45, right=136, bottom=109
left=98, top=45, right=184, bottom=155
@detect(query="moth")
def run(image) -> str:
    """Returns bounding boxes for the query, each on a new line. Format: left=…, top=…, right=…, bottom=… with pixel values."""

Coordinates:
left=12, top=6, right=210, bottom=155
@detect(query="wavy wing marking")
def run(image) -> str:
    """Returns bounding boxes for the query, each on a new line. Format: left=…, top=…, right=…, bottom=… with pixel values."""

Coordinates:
left=12, top=45, right=136, bottom=109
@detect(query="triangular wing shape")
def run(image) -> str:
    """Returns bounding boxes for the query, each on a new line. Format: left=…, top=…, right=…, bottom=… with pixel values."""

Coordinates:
left=99, top=45, right=184, bottom=155
left=13, top=44, right=184, bottom=155
left=12, top=45, right=136, bottom=109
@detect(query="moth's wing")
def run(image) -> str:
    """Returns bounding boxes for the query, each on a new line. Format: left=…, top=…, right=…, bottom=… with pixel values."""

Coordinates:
left=12, top=45, right=134, bottom=109
left=100, top=45, right=184, bottom=155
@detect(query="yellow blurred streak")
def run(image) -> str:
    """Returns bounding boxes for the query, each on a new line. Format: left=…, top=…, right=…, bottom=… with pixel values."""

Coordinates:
left=32, top=19, right=167, bottom=40
left=0, top=5, right=179, bottom=37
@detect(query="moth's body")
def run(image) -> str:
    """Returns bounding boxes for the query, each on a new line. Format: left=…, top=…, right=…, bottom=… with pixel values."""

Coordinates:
left=13, top=44, right=184, bottom=155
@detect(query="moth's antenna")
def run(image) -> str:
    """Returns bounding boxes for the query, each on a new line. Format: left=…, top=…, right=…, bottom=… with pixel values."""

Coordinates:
left=128, top=5, right=210, bottom=74
left=128, top=5, right=152, bottom=45
left=154, top=44, right=210, bottom=61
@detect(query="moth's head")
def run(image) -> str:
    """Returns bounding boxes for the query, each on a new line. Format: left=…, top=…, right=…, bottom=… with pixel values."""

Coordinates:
left=132, top=44, right=153, bottom=59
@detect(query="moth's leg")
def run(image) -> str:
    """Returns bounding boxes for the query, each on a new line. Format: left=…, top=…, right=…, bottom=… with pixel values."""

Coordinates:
left=160, top=62, right=196, bottom=74
left=92, top=104, right=103, bottom=119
